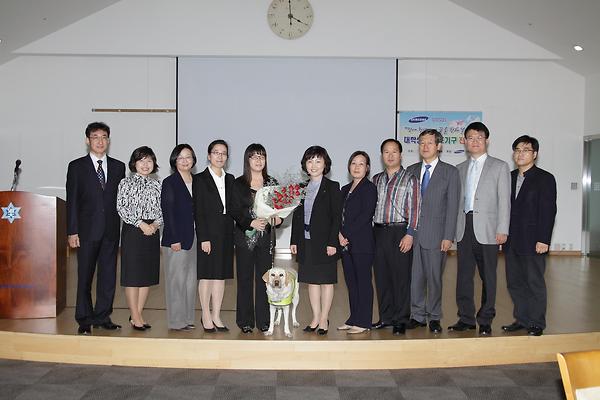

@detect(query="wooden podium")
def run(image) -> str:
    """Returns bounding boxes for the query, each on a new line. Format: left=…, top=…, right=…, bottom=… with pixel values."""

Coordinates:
left=0, top=191, right=66, bottom=318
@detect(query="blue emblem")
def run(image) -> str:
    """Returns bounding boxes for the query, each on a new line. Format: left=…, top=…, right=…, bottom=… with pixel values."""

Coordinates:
left=1, top=202, right=22, bottom=224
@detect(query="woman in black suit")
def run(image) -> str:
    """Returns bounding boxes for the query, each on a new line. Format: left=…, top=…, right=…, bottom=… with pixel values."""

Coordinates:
left=337, top=151, right=377, bottom=334
left=290, top=146, right=341, bottom=335
left=192, top=140, right=234, bottom=333
left=230, top=143, right=282, bottom=334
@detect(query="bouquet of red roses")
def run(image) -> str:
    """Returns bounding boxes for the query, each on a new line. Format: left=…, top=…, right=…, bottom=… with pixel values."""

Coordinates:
left=254, top=182, right=305, bottom=219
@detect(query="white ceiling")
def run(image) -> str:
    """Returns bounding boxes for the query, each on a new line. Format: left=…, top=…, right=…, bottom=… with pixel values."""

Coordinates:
left=0, top=0, right=598, bottom=76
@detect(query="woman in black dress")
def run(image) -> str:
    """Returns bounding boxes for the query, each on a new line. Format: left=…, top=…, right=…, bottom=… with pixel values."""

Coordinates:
left=192, top=140, right=234, bottom=332
left=290, top=146, right=341, bottom=335
left=117, top=146, right=162, bottom=331
left=230, top=143, right=283, bottom=333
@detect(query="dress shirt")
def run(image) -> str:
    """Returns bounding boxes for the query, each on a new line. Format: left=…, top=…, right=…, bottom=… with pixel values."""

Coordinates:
left=419, top=157, right=439, bottom=182
left=515, top=173, right=525, bottom=197
left=372, top=167, right=420, bottom=236
left=208, top=166, right=227, bottom=214
left=117, top=173, right=163, bottom=227
left=89, top=153, right=107, bottom=179
left=303, top=178, right=322, bottom=239
left=464, top=153, right=488, bottom=212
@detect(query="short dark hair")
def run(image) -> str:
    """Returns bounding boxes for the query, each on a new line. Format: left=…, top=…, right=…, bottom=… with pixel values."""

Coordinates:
left=301, top=146, right=332, bottom=175
left=347, top=150, right=371, bottom=176
left=512, top=135, right=539, bottom=153
left=169, top=144, right=197, bottom=171
left=380, top=138, right=402, bottom=153
left=208, top=139, right=228, bottom=155
left=128, top=146, right=159, bottom=174
left=464, top=122, right=490, bottom=139
left=85, top=122, right=110, bottom=138
left=242, top=143, right=269, bottom=185
left=419, top=129, right=443, bottom=145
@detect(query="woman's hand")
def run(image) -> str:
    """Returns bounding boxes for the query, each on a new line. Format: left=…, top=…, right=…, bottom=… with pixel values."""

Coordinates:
left=201, top=241, right=211, bottom=255
left=139, top=222, right=154, bottom=236
left=326, top=246, right=337, bottom=256
left=338, top=233, right=349, bottom=247
left=290, top=244, right=297, bottom=255
left=250, top=218, right=268, bottom=232
left=170, top=242, right=182, bottom=252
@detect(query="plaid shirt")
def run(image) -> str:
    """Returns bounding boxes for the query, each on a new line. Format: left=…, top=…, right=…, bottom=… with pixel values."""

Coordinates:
left=372, top=167, right=420, bottom=236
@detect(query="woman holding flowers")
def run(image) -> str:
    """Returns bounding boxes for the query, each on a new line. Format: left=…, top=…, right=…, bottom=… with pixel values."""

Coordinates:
left=290, top=146, right=341, bottom=335
left=230, top=143, right=282, bottom=334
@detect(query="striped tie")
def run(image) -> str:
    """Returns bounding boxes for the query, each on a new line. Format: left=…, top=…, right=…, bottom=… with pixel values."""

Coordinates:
left=97, top=160, right=106, bottom=190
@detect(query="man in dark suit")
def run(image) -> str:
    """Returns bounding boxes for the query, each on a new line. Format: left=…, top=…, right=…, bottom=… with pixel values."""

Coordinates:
left=450, top=122, right=511, bottom=336
left=66, top=122, right=125, bottom=335
left=406, top=129, right=460, bottom=334
left=501, top=135, right=556, bottom=336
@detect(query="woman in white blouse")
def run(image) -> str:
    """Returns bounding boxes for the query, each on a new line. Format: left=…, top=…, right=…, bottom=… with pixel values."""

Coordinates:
left=117, top=146, right=162, bottom=331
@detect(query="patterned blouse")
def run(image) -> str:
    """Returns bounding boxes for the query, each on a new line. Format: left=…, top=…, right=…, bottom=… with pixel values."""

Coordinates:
left=117, top=173, right=163, bottom=227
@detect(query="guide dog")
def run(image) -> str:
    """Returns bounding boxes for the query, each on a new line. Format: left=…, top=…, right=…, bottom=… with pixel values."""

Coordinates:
left=262, top=267, right=299, bottom=338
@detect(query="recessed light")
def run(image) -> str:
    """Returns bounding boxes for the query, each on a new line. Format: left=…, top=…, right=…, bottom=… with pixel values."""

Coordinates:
left=574, top=45, right=584, bottom=52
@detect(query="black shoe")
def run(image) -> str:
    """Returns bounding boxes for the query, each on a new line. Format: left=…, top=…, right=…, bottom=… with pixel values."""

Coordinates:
left=303, top=324, right=318, bottom=332
left=372, top=321, right=391, bottom=330
left=215, top=324, right=229, bottom=332
left=259, top=325, right=270, bottom=332
left=78, top=325, right=91, bottom=335
left=241, top=326, right=253, bottom=334
left=527, top=326, right=543, bottom=336
left=203, top=325, right=216, bottom=333
left=448, top=320, right=476, bottom=331
left=143, top=323, right=152, bottom=329
left=479, top=324, right=492, bottom=335
left=187, top=324, right=196, bottom=329
left=406, top=319, right=427, bottom=329
left=93, top=321, right=121, bottom=330
left=317, top=328, right=328, bottom=335
left=393, top=324, right=406, bottom=335
left=129, top=320, right=146, bottom=331
left=501, top=321, right=525, bottom=332
left=429, top=320, right=442, bottom=333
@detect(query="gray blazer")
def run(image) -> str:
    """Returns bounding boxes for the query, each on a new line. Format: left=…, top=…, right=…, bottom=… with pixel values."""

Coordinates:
left=456, top=154, right=511, bottom=245
left=407, top=160, right=460, bottom=249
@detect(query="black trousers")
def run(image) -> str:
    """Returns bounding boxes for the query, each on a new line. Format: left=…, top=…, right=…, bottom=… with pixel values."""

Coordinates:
left=235, top=242, right=271, bottom=329
left=75, top=237, right=118, bottom=326
left=456, top=213, right=498, bottom=326
left=341, top=252, right=374, bottom=329
left=505, top=247, right=547, bottom=329
left=373, top=224, right=412, bottom=326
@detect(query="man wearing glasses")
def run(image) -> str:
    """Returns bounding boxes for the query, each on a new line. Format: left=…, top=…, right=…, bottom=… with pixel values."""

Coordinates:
left=501, top=135, right=556, bottom=336
left=66, top=122, right=125, bottom=335
left=449, top=122, right=510, bottom=336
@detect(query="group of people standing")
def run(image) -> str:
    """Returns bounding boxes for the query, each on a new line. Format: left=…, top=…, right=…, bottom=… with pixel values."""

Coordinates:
left=66, top=120, right=556, bottom=339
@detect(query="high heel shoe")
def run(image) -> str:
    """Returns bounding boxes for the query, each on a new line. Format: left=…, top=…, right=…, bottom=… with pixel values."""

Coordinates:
left=129, top=319, right=146, bottom=331
left=201, top=317, right=216, bottom=333
left=303, top=324, right=318, bottom=332
left=214, top=324, right=229, bottom=332
left=317, top=328, right=328, bottom=335
left=130, top=315, right=151, bottom=329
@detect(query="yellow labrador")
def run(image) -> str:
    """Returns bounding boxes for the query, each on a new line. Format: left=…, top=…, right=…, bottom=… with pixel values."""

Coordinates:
left=262, top=267, right=300, bottom=338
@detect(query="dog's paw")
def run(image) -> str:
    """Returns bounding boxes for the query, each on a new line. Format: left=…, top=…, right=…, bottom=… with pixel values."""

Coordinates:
left=293, top=321, right=300, bottom=328
left=285, top=331, right=293, bottom=338
left=264, top=330, right=274, bottom=336
left=274, top=320, right=281, bottom=326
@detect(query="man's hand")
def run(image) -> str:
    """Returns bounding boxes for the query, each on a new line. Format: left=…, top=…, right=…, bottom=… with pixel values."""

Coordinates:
left=399, top=234, right=413, bottom=253
left=440, top=239, right=453, bottom=252
left=535, top=242, right=549, bottom=254
left=68, top=234, right=80, bottom=248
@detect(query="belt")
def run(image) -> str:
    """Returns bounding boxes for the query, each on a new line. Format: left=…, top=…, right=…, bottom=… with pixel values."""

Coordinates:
left=374, top=222, right=407, bottom=228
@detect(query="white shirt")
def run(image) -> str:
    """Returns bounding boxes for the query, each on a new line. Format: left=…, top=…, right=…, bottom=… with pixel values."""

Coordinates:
left=464, top=153, right=487, bottom=212
left=89, top=153, right=107, bottom=179
left=419, top=157, right=439, bottom=183
left=208, top=166, right=227, bottom=214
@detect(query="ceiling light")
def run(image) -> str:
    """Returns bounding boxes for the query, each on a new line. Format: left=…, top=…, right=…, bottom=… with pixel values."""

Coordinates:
left=573, top=45, right=584, bottom=52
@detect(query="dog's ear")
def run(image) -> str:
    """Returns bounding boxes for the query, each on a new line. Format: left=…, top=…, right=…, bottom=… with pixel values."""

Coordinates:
left=284, top=270, right=291, bottom=286
left=262, top=270, right=270, bottom=283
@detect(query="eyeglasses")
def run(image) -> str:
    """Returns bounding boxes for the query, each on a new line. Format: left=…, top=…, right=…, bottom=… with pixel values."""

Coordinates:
left=89, top=135, right=109, bottom=141
left=514, top=148, right=534, bottom=155
left=210, top=151, right=228, bottom=157
left=250, top=155, right=265, bottom=161
left=466, top=136, right=486, bottom=142
left=176, top=156, right=194, bottom=161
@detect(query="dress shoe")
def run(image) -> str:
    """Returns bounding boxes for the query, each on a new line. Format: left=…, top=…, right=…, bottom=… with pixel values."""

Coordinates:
left=406, top=319, right=427, bottom=329
left=347, top=326, right=369, bottom=334
left=303, top=324, right=318, bottom=332
left=93, top=321, right=121, bottom=330
left=143, top=323, right=152, bottom=329
left=317, top=328, right=328, bottom=335
left=78, top=325, right=91, bottom=335
left=393, top=324, right=406, bottom=335
left=170, top=326, right=192, bottom=332
left=501, top=321, right=526, bottom=332
left=240, top=326, right=253, bottom=333
left=337, top=324, right=353, bottom=330
left=448, top=320, right=476, bottom=331
left=429, top=320, right=442, bottom=333
left=186, top=324, right=196, bottom=329
left=129, top=320, right=146, bottom=331
left=259, top=325, right=270, bottom=332
left=527, top=326, right=543, bottom=336
left=372, top=321, right=391, bottom=330
left=479, top=324, right=492, bottom=335
left=215, top=324, right=229, bottom=332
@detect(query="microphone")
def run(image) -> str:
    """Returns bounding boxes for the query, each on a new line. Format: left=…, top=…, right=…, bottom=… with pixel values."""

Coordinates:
left=14, top=159, right=21, bottom=173
left=11, top=159, right=21, bottom=191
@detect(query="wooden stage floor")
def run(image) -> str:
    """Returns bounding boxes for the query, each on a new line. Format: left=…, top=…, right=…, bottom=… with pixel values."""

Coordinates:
left=1, top=253, right=599, bottom=369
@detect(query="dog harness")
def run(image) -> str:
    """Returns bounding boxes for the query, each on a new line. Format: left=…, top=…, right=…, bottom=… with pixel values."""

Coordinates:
left=268, top=280, right=296, bottom=307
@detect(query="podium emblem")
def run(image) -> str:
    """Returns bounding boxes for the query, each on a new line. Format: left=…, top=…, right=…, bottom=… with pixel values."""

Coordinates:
left=1, top=202, right=21, bottom=223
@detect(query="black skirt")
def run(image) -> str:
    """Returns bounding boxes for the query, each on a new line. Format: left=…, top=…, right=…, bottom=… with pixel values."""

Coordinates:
left=197, top=213, right=234, bottom=280
left=120, top=222, right=160, bottom=287
left=298, top=239, right=338, bottom=284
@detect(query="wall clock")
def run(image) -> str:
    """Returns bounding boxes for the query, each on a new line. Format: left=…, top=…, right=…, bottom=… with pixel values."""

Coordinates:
left=267, top=0, right=314, bottom=40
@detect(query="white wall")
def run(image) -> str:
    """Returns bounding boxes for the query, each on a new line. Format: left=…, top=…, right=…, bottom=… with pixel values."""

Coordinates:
left=398, top=60, right=585, bottom=250
left=585, top=72, right=600, bottom=136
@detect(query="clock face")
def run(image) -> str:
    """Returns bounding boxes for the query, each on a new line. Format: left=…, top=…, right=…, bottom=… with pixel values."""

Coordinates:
left=267, top=0, right=314, bottom=40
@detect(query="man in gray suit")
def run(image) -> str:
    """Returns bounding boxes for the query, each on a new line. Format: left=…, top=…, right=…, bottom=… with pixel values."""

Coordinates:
left=449, top=122, right=510, bottom=336
left=406, top=129, right=460, bottom=334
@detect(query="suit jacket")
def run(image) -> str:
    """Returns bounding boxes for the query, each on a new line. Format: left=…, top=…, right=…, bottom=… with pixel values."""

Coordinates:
left=505, top=165, right=556, bottom=255
left=160, top=171, right=195, bottom=250
left=456, top=154, right=511, bottom=245
left=66, top=154, right=125, bottom=242
left=407, top=160, right=460, bottom=249
left=291, top=177, right=341, bottom=265
left=192, top=167, right=234, bottom=243
left=340, top=178, right=377, bottom=255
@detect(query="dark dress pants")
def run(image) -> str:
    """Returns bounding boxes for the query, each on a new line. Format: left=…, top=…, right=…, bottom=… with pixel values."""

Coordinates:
left=75, top=237, right=118, bottom=326
left=341, top=251, right=374, bottom=329
left=373, top=224, right=412, bottom=326
left=456, top=213, right=498, bottom=326
left=505, top=247, right=547, bottom=329
left=235, top=241, right=271, bottom=330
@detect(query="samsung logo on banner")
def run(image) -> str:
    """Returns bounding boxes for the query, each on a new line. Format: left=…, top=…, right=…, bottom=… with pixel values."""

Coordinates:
left=408, top=116, right=429, bottom=123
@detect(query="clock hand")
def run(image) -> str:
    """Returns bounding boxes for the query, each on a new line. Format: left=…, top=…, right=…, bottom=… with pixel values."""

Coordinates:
left=288, top=0, right=293, bottom=26
left=291, top=16, right=308, bottom=25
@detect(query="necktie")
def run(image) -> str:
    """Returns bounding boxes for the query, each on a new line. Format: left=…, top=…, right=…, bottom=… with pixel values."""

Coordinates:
left=421, top=164, right=431, bottom=195
left=97, top=160, right=106, bottom=190
left=464, top=159, right=478, bottom=212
